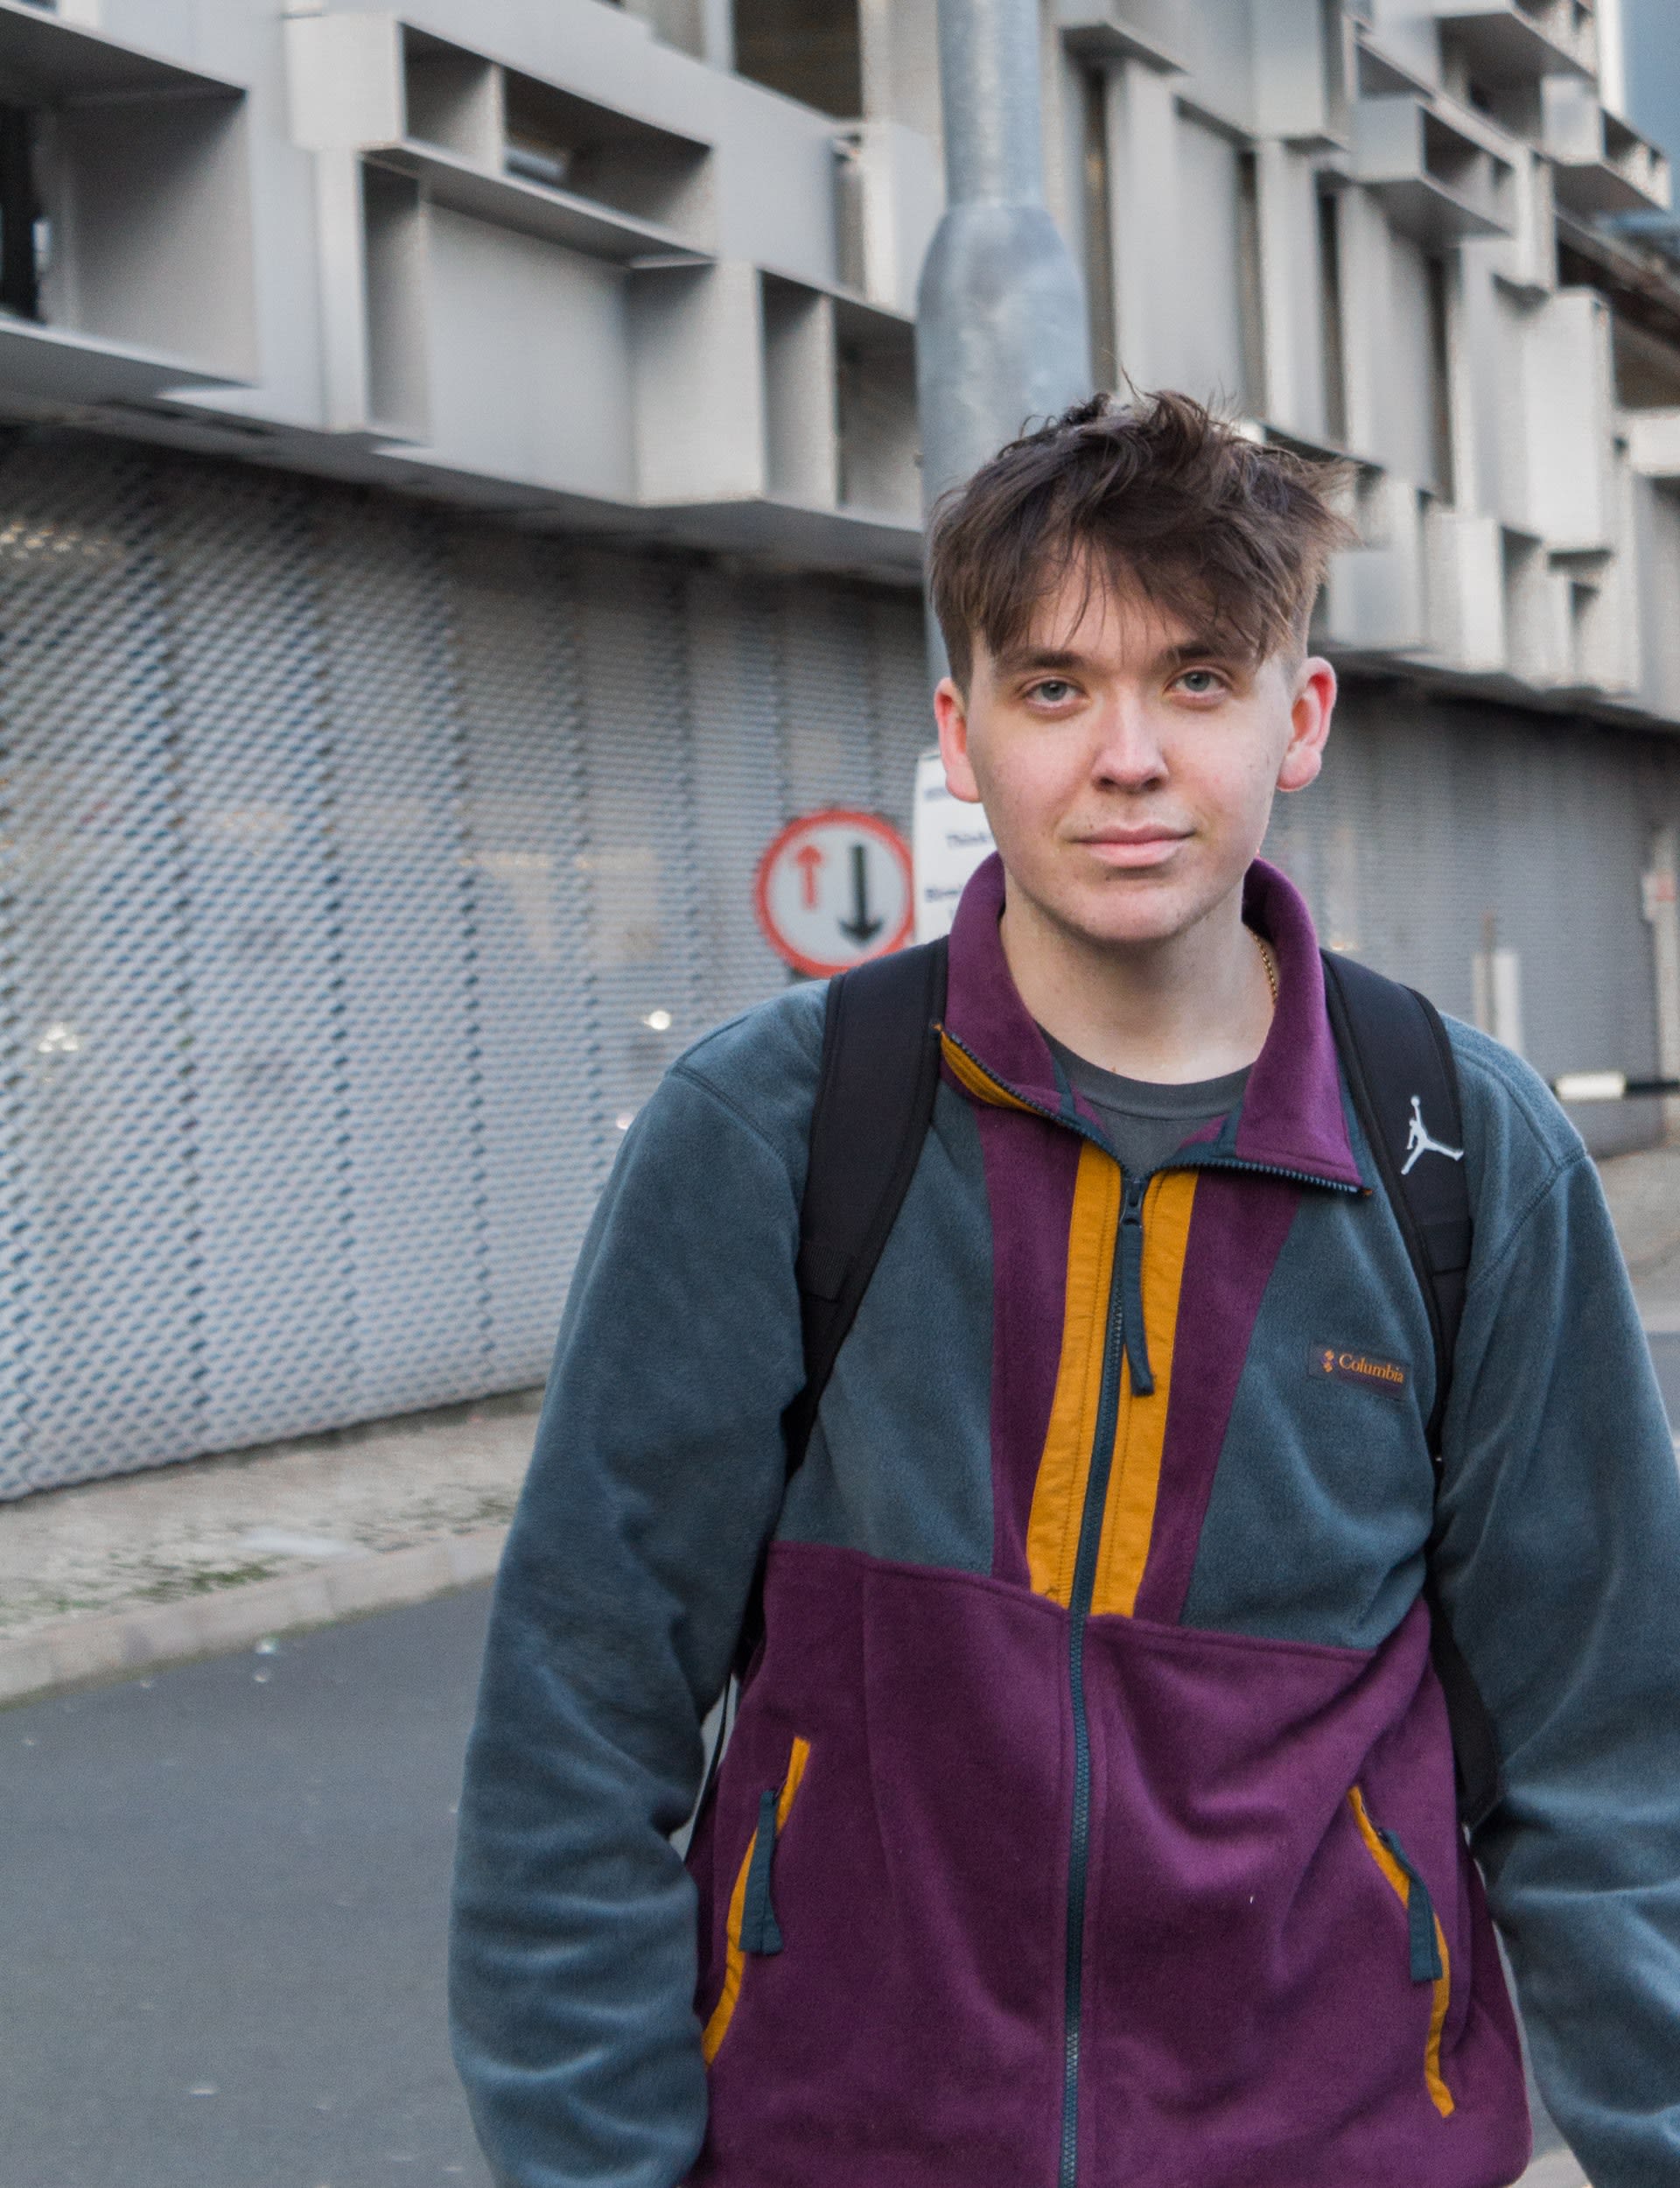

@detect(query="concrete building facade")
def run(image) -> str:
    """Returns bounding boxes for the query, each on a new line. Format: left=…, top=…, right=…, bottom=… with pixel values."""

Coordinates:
left=0, top=0, right=1676, bottom=1493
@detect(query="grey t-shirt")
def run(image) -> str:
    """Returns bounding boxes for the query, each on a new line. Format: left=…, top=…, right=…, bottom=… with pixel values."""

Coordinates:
left=1040, top=1031, right=1250, bottom=1181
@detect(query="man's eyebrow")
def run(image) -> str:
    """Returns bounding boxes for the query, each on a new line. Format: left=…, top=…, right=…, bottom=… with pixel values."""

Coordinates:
left=992, top=637, right=1253, bottom=677
left=991, top=646, right=1089, bottom=677
left=1158, top=636, right=1246, bottom=670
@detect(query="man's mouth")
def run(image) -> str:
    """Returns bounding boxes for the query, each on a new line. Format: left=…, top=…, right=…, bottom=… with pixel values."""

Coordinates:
left=1074, top=826, right=1192, bottom=868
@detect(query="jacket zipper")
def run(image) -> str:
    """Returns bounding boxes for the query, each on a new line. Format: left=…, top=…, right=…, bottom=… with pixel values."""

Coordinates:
left=940, top=1027, right=1365, bottom=2183
left=1060, top=1167, right=1147, bottom=2188
left=936, top=1028, right=1363, bottom=1202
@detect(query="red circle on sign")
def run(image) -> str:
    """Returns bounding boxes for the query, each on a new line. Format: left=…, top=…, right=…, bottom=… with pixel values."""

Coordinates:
left=754, top=809, right=915, bottom=978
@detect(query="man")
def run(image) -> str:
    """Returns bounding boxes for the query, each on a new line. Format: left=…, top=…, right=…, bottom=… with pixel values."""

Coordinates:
left=450, top=394, right=1680, bottom=2186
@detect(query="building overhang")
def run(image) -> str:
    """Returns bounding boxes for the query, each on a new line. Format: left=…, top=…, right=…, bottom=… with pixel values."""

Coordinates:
left=0, top=0, right=243, bottom=102
left=1430, top=0, right=1596, bottom=85
left=0, top=320, right=245, bottom=409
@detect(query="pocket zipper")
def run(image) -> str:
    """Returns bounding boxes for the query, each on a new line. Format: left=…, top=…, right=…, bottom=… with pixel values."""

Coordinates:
left=701, top=1736, right=811, bottom=2064
left=1348, top=1785, right=1455, bottom=2119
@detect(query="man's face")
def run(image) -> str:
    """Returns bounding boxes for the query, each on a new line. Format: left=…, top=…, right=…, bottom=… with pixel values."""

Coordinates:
left=934, top=561, right=1336, bottom=953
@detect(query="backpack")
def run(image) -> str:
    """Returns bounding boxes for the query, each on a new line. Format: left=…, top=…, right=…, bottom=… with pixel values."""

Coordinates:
left=771, top=935, right=1502, bottom=1832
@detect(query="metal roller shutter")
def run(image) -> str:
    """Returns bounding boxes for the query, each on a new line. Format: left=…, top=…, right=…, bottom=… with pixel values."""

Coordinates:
left=0, top=435, right=930, bottom=1496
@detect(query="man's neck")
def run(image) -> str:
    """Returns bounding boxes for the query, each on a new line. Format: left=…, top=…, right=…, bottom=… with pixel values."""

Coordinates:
left=998, top=878, right=1273, bottom=1084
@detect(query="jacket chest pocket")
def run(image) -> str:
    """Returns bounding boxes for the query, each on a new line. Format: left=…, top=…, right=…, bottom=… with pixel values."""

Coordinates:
left=1348, top=1785, right=1455, bottom=2119
left=702, top=1736, right=811, bottom=2065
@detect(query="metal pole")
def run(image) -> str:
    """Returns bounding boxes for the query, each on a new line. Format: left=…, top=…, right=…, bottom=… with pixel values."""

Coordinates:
left=915, top=0, right=1090, bottom=676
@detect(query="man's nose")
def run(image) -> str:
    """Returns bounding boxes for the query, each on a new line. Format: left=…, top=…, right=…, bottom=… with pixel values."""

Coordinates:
left=1090, top=697, right=1166, bottom=788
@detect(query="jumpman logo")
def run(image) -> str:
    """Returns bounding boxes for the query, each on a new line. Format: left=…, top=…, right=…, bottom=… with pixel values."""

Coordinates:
left=1400, top=1095, right=1464, bottom=1176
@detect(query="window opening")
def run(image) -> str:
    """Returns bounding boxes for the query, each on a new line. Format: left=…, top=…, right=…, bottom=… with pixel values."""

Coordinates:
left=1425, top=250, right=1454, bottom=503
left=0, top=105, right=40, bottom=322
left=1236, top=149, right=1266, bottom=417
left=732, top=0, right=863, bottom=119
left=1318, top=189, right=1347, bottom=445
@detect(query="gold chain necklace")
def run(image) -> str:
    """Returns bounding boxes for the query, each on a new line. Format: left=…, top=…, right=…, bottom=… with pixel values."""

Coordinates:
left=1252, top=929, right=1278, bottom=1009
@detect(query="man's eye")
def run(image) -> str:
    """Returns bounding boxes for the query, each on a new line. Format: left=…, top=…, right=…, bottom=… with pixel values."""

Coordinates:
left=1173, top=669, right=1225, bottom=697
left=1029, top=679, right=1076, bottom=705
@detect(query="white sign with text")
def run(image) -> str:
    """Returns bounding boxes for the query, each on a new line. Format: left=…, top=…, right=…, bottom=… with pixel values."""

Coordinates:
left=913, top=748, right=996, bottom=943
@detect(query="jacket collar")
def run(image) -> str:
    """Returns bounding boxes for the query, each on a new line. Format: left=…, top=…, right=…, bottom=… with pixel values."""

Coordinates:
left=942, top=852, right=1364, bottom=1189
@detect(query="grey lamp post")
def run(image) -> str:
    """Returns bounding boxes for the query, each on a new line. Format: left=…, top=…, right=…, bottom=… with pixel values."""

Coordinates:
left=915, top=0, right=1091, bottom=673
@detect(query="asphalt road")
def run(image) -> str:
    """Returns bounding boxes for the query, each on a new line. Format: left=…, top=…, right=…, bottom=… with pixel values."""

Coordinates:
left=0, top=1588, right=496, bottom=2188
left=0, top=1570, right=1584, bottom=2188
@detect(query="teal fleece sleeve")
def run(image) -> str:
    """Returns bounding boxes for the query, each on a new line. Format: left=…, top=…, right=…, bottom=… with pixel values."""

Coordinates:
left=1438, top=1027, right=1680, bottom=2188
left=448, top=1020, right=812, bottom=2188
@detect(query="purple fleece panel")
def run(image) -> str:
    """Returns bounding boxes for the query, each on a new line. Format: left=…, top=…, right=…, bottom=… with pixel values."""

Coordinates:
left=1237, top=862, right=1363, bottom=1187
left=1132, top=1169, right=1302, bottom=1623
left=1076, top=1596, right=1529, bottom=2184
left=689, top=1551, right=1529, bottom=2188
left=690, top=1543, right=1070, bottom=2188
left=977, top=1103, right=1083, bottom=1585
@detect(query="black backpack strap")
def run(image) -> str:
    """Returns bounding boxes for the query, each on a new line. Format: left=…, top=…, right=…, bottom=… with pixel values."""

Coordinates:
left=783, top=936, right=949, bottom=1472
left=1320, top=952, right=1470, bottom=1452
left=1320, top=950, right=1502, bottom=1832
left=736, top=938, right=948, bottom=1673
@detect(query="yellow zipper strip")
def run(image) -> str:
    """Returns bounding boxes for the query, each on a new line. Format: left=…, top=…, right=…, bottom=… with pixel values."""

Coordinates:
left=1026, top=1138, right=1123, bottom=1603
left=701, top=1736, right=811, bottom=2065
left=1348, top=1786, right=1455, bottom=2119
left=1088, top=1168, right=1198, bottom=1616
left=938, top=1029, right=1040, bottom=1113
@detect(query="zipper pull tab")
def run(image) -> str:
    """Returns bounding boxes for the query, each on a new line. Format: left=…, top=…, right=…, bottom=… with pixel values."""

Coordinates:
left=739, top=1788, right=785, bottom=1956
left=1119, top=1174, right=1154, bottom=1397
left=1379, top=1827, right=1445, bottom=1984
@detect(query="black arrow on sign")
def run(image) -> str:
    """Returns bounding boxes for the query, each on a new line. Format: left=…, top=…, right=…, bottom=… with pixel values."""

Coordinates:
left=837, top=841, right=884, bottom=943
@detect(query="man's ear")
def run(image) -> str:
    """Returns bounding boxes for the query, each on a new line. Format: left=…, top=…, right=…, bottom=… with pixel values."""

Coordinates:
left=934, top=677, right=984, bottom=804
left=1277, top=656, right=1337, bottom=795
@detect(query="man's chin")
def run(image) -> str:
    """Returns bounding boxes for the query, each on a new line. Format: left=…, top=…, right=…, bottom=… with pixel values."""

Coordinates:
left=1032, top=865, right=1250, bottom=953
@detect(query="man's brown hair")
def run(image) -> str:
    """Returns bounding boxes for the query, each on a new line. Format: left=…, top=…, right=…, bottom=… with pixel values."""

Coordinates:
left=927, top=390, right=1354, bottom=691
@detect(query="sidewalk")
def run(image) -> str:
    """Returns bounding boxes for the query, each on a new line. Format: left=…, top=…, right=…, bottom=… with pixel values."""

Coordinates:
left=0, top=1388, right=539, bottom=1706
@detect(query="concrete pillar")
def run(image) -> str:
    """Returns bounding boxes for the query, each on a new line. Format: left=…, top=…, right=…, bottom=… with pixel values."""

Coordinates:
left=1103, top=59, right=1180, bottom=394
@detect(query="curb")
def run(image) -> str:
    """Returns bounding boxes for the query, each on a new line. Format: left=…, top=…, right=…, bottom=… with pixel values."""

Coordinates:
left=0, top=1525, right=508, bottom=1710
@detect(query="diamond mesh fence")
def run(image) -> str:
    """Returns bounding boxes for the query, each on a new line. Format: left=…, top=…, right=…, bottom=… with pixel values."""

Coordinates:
left=0, top=436, right=927, bottom=1497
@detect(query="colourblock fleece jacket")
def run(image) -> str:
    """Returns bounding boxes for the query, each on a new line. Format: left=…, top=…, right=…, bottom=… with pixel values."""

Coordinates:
left=449, top=853, right=1680, bottom=2188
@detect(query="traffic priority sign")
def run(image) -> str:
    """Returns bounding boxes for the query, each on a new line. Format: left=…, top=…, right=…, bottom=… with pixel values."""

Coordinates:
left=754, top=809, right=914, bottom=978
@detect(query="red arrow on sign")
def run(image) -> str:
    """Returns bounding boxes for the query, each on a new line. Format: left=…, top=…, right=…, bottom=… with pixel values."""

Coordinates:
left=793, top=841, right=824, bottom=909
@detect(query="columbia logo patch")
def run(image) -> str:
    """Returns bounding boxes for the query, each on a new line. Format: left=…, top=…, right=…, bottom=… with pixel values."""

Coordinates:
left=1309, top=1345, right=1409, bottom=1398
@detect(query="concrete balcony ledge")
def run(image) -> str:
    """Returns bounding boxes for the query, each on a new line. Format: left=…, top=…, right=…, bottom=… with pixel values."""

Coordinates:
left=365, top=139, right=713, bottom=265
left=1353, top=91, right=1519, bottom=242
left=1432, top=0, right=1596, bottom=84
left=641, top=492, right=922, bottom=579
left=366, top=437, right=924, bottom=580
left=1354, top=26, right=1441, bottom=101
left=0, top=315, right=248, bottom=412
left=757, top=259, right=915, bottom=329
left=1058, top=0, right=1186, bottom=72
left=0, top=0, right=243, bottom=101
left=1544, top=78, right=1672, bottom=217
